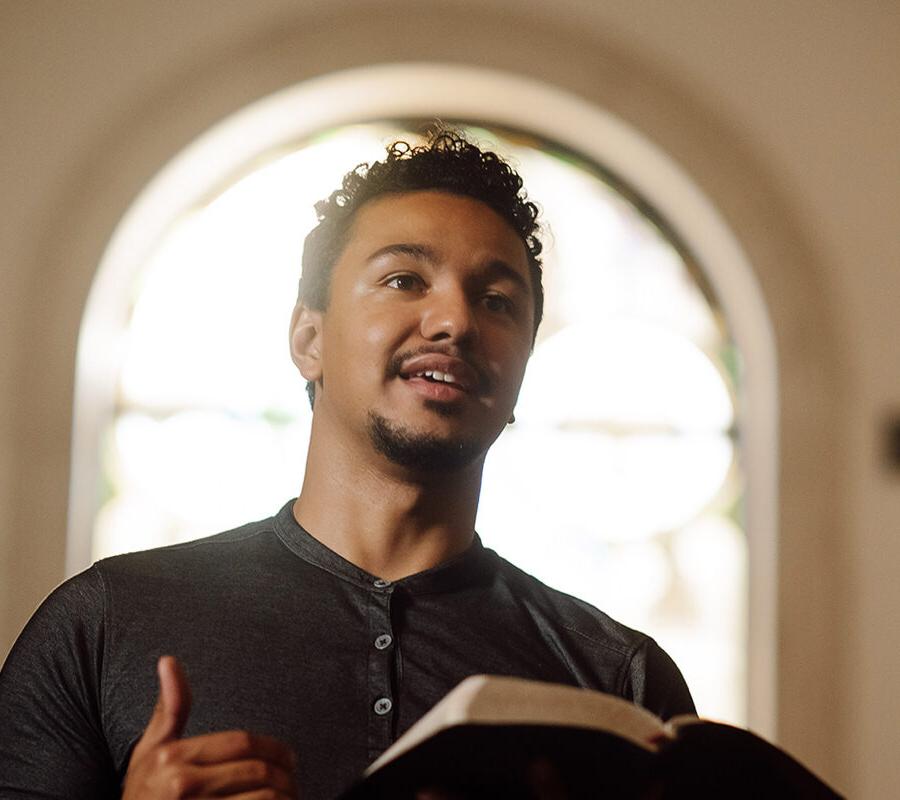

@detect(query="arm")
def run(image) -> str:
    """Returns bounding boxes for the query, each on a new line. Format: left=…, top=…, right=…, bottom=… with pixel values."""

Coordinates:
left=0, top=570, right=297, bottom=799
left=623, top=637, right=696, bottom=720
left=0, top=569, right=118, bottom=797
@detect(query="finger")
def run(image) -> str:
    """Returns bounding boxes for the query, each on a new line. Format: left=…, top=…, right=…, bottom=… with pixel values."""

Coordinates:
left=157, top=655, right=192, bottom=739
left=172, top=729, right=296, bottom=771
left=189, top=759, right=297, bottom=796
left=133, top=655, right=192, bottom=757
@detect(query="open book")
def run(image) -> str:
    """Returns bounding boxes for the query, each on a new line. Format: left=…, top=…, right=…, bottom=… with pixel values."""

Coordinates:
left=339, top=675, right=842, bottom=799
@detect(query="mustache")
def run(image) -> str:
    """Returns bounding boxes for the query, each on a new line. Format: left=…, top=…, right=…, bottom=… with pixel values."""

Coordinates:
left=387, top=345, right=492, bottom=393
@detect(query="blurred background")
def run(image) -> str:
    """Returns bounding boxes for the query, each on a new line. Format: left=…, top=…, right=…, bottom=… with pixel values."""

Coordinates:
left=1, top=2, right=897, bottom=797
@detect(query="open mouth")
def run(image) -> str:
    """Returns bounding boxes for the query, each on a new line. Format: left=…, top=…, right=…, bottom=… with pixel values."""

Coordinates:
left=396, top=353, right=481, bottom=396
left=408, top=369, right=465, bottom=390
left=400, top=372, right=468, bottom=402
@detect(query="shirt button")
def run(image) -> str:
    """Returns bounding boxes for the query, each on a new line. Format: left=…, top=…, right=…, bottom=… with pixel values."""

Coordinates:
left=373, top=697, right=393, bottom=715
left=374, top=634, right=393, bottom=650
left=373, top=578, right=391, bottom=588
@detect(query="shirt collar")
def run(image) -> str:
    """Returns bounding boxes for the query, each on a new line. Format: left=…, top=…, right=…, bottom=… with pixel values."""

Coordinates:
left=273, top=499, right=489, bottom=595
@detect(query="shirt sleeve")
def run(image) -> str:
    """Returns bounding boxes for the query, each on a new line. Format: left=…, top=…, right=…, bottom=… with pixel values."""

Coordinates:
left=0, top=566, right=120, bottom=799
left=622, top=637, right=697, bottom=721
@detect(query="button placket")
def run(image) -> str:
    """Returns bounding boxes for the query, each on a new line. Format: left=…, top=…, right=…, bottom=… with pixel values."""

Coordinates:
left=366, top=580, right=396, bottom=760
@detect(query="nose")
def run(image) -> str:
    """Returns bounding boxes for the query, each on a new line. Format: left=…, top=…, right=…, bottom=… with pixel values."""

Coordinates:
left=419, top=285, right=478, bottom=343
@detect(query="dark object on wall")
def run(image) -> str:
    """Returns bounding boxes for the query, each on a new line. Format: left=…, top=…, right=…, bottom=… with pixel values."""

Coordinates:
left=884, top=412, right=900, bottom=471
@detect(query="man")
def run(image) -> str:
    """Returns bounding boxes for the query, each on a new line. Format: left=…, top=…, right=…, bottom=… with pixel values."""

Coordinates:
left=0, top=131, right=694, bottom=798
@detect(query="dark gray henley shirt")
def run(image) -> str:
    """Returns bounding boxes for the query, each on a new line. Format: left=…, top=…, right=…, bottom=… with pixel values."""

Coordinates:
left=0, top=499, right=695, bottom=799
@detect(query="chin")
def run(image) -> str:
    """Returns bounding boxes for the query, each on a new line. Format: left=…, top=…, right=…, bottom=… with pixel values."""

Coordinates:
left=366, top=411, right=485, bottom=473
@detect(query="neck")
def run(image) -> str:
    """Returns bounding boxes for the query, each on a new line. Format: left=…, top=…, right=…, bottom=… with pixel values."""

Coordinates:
left=293, top=415, right=484, bottom=581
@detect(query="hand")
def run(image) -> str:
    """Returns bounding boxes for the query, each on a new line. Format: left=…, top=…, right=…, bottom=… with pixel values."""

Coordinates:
left=122, top=655, right=298, bottom=799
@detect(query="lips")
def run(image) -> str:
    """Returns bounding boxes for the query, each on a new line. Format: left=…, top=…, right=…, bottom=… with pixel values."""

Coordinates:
left=396, top=353, right=482, bottom=395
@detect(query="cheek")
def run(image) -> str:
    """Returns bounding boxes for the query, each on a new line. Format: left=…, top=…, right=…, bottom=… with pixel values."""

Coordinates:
left=361, top=313, right=396, bottom=351
left=491, top=326, right=532, bottom=369
left=488, top=343, right=531, bottom=398
left=329, top=303, right=416, bottom=381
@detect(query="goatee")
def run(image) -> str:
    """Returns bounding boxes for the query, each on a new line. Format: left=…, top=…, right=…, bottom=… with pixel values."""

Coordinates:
left=367, top=411, right=482, bottom=473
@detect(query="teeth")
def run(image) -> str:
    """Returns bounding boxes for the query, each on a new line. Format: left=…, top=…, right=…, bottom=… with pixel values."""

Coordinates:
left=412, top=370, right=456, bottom=384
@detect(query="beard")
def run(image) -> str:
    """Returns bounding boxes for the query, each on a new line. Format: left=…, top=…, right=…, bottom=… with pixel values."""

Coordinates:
left=366, top=410, right=483, bottom=473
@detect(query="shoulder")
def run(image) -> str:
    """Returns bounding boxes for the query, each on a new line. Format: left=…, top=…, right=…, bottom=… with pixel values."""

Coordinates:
left=0, top=566, right=110, bottom=759
left=4, top=565, right=108, bottom=664
left=0, top=566, right=122, bottom=796
left=2, top=510, right=274, bottom=672
left=484, top=548, right=648, bottom=656
left=484, top=548, right=696, bottom=719
left=93, top=513, right=278, bottom=584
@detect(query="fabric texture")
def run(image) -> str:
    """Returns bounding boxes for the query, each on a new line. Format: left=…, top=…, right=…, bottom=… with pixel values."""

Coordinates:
left=0, top=499, right=695, bottom=799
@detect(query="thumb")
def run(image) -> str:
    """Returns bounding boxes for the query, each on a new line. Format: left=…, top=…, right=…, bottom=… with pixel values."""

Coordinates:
left=138, top=655, right=192, bottom=750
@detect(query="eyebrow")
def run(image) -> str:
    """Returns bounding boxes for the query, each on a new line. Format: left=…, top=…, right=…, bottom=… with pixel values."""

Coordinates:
left=367, top=242, right=531, bottom=294
left=366, top=243, right=438, bottom=264
left=483, top=259, right=531, bottom=295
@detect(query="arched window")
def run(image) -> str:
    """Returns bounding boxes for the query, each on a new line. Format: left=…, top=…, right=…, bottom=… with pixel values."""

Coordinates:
left=70, top=66, right=777, bottom=733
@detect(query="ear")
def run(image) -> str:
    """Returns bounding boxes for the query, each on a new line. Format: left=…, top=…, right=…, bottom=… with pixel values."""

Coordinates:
left=289, top=302, right=324, bottom=384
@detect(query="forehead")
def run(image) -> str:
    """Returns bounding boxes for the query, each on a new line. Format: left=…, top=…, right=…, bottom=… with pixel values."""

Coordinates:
left=340, top=190, right=529, bottom=271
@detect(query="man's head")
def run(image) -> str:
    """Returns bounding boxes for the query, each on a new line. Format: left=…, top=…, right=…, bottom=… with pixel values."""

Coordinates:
left=291, top=130, right=544, bottom=474
left=298, top=130, right=544, bottom=404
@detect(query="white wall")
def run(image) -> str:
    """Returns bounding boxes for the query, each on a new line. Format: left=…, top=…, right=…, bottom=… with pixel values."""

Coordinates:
left=2, top=2, right=897, bottom=796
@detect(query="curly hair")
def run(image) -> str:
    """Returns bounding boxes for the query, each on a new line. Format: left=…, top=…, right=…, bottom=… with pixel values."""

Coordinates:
left=300, top=129, right=543, bottom=318
left=298, top=129, right=545, bottom=407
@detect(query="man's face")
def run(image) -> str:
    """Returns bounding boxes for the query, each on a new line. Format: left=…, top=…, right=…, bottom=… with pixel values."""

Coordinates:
left=308, top=190, right=535, bottom=473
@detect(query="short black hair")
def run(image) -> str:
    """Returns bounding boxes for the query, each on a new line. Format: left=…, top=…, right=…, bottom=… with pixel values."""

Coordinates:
left=298, top=129, right=544, bottom=408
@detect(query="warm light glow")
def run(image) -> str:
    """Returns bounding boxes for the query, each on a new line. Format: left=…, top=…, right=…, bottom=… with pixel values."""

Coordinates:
left=516, top=320, right=734, bottom=431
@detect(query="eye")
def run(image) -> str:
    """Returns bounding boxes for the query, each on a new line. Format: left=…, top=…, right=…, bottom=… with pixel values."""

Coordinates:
left=483, top=292, right=514, bottom=314
left=384, top=273, right=424, bottom=291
